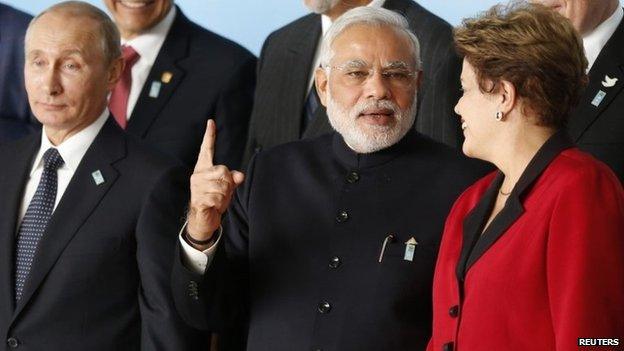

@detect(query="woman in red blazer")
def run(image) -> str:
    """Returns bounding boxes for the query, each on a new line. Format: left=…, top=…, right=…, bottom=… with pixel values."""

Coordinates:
left=427, top=3, right=624, bottom=351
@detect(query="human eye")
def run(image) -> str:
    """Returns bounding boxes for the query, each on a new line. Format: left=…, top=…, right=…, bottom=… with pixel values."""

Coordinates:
left=63, top=60, right=81, bottom=71
left=345, top=70, right=368, bottom=78
left=31, top=57, right=46, bottom=67
left=383, top=70, right=410, bottom=80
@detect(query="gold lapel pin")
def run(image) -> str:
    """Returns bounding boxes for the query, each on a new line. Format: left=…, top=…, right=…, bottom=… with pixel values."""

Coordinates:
left=161, top=71, right=173, bottom=84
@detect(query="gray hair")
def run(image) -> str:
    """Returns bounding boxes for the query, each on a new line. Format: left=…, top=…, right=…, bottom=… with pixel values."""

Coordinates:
left=25, top=1, right=121, bottom=65
left=319, top=6, right=421, bottom=71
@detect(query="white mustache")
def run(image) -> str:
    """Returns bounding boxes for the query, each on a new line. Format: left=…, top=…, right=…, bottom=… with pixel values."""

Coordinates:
left=353, top=100, right=400, bottom=118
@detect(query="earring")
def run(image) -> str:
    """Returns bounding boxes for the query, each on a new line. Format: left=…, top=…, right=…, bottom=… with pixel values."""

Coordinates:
left=495, top=111, right=504, bottom=121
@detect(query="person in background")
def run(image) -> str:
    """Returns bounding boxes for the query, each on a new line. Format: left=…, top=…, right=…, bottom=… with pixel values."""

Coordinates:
left=0, top=3, right=38, bottom=142
left=172, top=7, right=488, bottom=351
left=0, top=2, right=202, bottom=349
left=104, top=0, right=256, bottom=169
left=532, top=0, right=624, bottom=181
left=428, top=3, right=624, bottom=351
left=243, top=0, right=464, bottom=167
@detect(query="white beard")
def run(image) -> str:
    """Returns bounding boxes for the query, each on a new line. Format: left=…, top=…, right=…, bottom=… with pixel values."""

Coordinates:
left=304, top=0, right=341, bottom=14
left=326, top=89, right=418, bottom=154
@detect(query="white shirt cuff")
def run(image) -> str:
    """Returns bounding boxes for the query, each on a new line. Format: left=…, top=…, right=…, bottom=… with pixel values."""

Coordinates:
left=178, top=222, right=222, bottom=275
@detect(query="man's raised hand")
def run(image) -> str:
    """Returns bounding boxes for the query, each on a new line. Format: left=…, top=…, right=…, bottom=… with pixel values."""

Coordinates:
left=186, top=119, right=245, bottom=249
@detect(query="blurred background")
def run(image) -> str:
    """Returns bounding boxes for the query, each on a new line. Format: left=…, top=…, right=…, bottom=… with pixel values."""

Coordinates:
left=3, top=0, right=502, bottom=55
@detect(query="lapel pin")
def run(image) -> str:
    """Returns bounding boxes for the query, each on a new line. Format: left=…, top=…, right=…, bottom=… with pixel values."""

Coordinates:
left=404, top=237, right=418, bottom=262
left=149, top=81, right=162, bottom=98
left=601, top=75, right=618, bottom=88
left=161, top=71, right=173, bottom=84
left=591, top=90, right=607, bottom=107
left=91, top=170, right=105, bottom=185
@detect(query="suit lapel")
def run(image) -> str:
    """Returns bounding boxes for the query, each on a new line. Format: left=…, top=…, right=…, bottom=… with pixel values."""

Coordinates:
left=126, top=7, right=188, bottom=138
left=569, top=16, right=624, bottom=141
left=455, top=173, right=502, bottom=282
left=457, top=132, right=574, bottom=280
left=12, top=119, right=125, bottom=320
left=285, top=15, right=322, bottom=139
left=0, top=135, right=39, bottom=313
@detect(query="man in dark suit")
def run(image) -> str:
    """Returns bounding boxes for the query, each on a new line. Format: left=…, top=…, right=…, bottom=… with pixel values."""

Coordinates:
left=0, top=3, right=38, bottom=142
left=104, top=0, right=256, bottom=169
left=534, top=0, right=624, bottom=181
left=172, top=8, right=488, bottom=350
left=243, top=0, right=462, bottom=166
left=0, top=2, right=202, bottom=349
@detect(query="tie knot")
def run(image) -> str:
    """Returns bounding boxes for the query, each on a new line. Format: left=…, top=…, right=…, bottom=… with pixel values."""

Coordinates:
left=121, top=45, right=140, bottom=67
left=43, top=148, right=64, bottom=171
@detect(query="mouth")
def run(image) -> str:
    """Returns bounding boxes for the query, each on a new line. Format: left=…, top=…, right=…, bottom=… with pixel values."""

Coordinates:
left=118, top=0, right=155, bottom=9
left=37, top=102, right=67, bottom=111
left=461, top=119, right=467, bottom=131
left=358, top=108, right=394, bottom=125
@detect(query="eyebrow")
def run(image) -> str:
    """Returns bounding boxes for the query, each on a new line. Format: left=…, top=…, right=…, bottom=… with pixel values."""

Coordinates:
left=383, top=61, right=410, bottom=70
left=26, top=49, right=85, bottom=58
left=336, top=59, right=368, bottom=69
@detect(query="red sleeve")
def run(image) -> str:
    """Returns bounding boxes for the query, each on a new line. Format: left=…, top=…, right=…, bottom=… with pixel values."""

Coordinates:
left=547, top=167, right=624, bottom=350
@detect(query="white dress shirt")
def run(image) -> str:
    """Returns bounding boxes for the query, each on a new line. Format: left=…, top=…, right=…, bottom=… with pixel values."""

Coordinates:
left=583, top=4, right=623, bottom=71
left=180, top=0, right=388, bottom=275
left=18, top=110, right=109, bottom=223
left=121, top=6, right=176, bottom=120
left=306, top=0, right=386, bottom=93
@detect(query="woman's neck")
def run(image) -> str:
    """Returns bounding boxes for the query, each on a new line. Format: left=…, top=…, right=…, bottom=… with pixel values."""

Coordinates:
left=494, top=125, right=556, bottom=194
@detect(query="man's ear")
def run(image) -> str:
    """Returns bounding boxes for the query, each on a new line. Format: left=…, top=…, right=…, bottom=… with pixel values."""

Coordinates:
left=107, top=56, right=124, bottom=89
left=315, top=66, right=329, bottom=107
left=415, top=70, right=423, bottom=90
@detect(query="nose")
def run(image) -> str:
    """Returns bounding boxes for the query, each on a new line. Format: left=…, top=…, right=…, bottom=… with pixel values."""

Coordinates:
left=453, top=98, right=461, bottom=117
left=41, top=67, right=62, bottom=97
left=363, top=70, right=392, bottom=100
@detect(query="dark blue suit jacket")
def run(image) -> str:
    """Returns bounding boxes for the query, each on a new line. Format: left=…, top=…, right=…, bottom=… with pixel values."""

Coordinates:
left=0, top=3, right=37, bottom=142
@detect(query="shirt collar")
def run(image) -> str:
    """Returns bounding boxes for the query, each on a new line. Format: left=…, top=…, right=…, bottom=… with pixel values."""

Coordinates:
left=121, top=5, right=177, bottom=66
left=321, top=0, right=386, bottom=35
left=31, top=109, right=109, bottom=176
left=583, top=4, right=623, bottom=70
left=332, top=127, right=417, bottom=169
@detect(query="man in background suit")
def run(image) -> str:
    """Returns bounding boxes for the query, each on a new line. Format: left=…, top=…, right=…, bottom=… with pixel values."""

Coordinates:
left=0, top=3, right=38, bottom=142
left=243, top=0, right=462, bottom=166
left=0, top=2, right=202, bottom=349
left=104, top=0, right=256, bottom=169
left=534, top=0, right=624, bottom=181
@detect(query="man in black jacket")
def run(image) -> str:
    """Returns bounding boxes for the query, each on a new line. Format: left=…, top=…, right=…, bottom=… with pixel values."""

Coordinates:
left=104, top=0, right=256, bottom=169
left=173, top=7, right=488, bottom=351
left=243, top=0, right=463, bottom=167
left=533, top=0, right=624, bottom=181
left=0, top=2, right=202, bottom=349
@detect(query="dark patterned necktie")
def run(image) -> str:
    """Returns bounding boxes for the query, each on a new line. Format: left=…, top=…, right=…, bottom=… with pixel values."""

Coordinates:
left=14, top=148, right=64, bottom=301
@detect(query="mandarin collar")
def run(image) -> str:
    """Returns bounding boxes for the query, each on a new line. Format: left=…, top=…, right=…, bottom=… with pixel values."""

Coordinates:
left=332, top=128, right=417, bottom=169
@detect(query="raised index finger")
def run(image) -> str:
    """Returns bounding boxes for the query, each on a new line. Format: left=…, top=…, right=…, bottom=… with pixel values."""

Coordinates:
left=195, top=119, right=216, bottom=171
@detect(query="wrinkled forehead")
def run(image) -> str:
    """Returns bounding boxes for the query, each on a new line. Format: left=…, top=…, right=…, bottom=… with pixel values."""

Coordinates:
left=330, top=24, right=416, bottom=67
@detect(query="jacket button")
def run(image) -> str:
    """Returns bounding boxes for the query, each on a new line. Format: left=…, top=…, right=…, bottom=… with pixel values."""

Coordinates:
left=329, top=256, right=341, bottom=269
left=335, top=210, right=349, bottom=223
left=449, top=305, right=459, bottom=318
left=7, top=337, right=19, bottom=348
left=442, top=342, right=453, bottom=351
left=346, top=171, right=359, bottom=183
left=317, top=301, right=331, bottom=314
